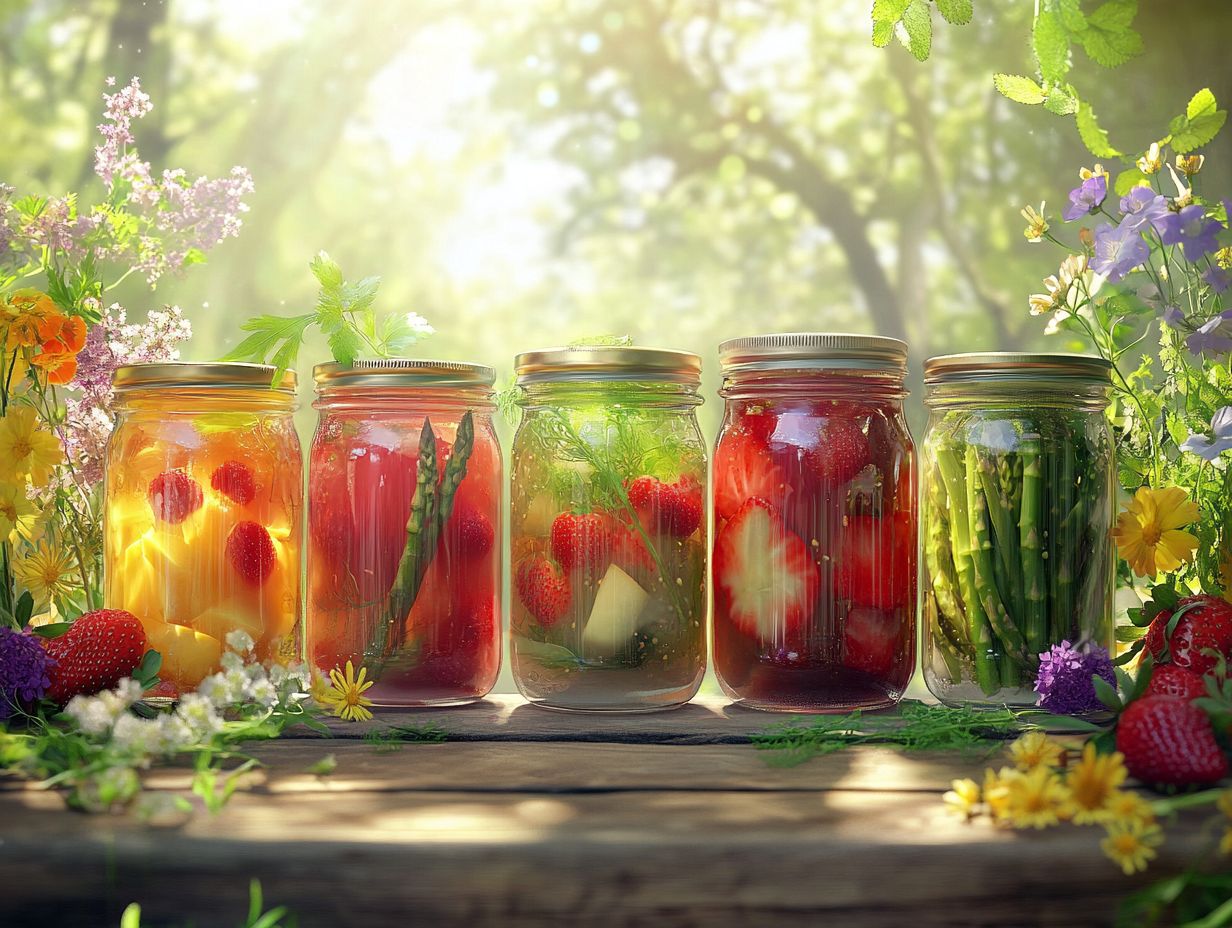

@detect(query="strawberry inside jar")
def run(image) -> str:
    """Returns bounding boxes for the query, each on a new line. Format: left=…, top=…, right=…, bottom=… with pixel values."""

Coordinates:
left=712, top=334, right=917, bottom=712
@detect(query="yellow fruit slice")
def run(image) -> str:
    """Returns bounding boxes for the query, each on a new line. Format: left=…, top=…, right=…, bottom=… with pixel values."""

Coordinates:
left=146, top=622, right=223, bottom=689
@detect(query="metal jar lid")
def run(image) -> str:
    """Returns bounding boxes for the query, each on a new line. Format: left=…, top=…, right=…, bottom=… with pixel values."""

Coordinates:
left=718, top=333, right=908, bottom=376
left=112, top=361, right=296, bottom=393
left=514, top=346, right=702, bottom=385
left=924, top=352, right=1112, bottom=385
left=314, top=358, right=495, bottom=391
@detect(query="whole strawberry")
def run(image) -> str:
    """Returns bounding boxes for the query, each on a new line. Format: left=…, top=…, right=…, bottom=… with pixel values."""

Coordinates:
left=628, top=475, right=703, bottom=538
left=515, top=556, right=571, bottom=626
left=1116, top=695, right=1228, bottom=788
left=1145, top=664, right=1206, bottom=702
left=1144, top=594, right=1232, bottom=677
left=550, top=512, right=610, bottom=572
left=44, top=610, right=148, bottom=704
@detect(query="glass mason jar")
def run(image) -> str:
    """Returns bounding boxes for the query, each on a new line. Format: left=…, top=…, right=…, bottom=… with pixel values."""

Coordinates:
left=306, top=360, right=502, bottom=707
left=713, top=334, right=917, bottom=713
left=921, top=353, right=1115, bottom=708
left=510, top=346, right=708, bottom=711
left=104, top=362, right=303, bottom=695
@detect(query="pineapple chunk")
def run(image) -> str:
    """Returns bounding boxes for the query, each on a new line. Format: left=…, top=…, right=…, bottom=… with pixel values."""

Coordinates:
left=582, top=564, right=650, bottom=659
left=146, top=622, right=223, bottom=689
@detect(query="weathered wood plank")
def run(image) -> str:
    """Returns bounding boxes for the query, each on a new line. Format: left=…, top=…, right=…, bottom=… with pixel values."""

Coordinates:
left=0, top=786, right=1206, bottom=928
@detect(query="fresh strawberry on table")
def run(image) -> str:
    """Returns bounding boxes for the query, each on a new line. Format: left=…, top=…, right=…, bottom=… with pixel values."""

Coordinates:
left=515, top=555, right=572, bottom=626
left=1143, top=594, right=1232, bottom=677
left=550, top=512, right=610, bottom=572
left=842, top=606, right=900, bottom=677
left=1144, top=664, right=1206, bottom=701
left=714, top=430, right=787, bottom=522
left=714, top=497, right=819, bottom=647
left=1115, top=694, right=1228, bottom=788
left=44, top=609, right=148, bottom=704
left=628, top=475, right=703, bottom=538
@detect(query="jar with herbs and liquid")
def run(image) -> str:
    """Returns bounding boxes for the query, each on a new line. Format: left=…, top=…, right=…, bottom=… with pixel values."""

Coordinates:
left=509, top=347, right=708, bottom=711
left=104, top=362, right=303, bottom=695
left=306, top=360, right=502, bottom=707
left=712, top=334, right=917, bottom=713
left=920, top=353, right=1115, bottom=708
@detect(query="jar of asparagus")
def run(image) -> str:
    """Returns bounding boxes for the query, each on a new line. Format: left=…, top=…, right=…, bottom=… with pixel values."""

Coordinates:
left=509, top=346, right=708, bottom=711
left=920, top=353, right=1115, bottom=708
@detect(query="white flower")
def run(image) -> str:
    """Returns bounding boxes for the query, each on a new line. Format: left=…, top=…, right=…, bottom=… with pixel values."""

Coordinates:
left=174, top=693, right=223, bottom=740
left=225, top=629, right=255, bottom=654
left=1181, top=406, right=1232, bottom=461
left=64, top=695, right=118, bottom=736
left=247, top=678, right=279, bottom=709
left=220, top=650, right=245, bottom=674
left=406, top=311, right=434, bottom=337
left=111, top=713, right=162, bottom=757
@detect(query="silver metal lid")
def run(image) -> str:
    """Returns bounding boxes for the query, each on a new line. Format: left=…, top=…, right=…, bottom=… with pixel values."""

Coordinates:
left=314, top=358, right=495, bottom=390
left=113, top=362, right=296, bottom=393
left=924, top=352, right=1112, bottom=385
left=718, top=332, right=908, bottom=376
left=514, top=346, right=702, bottom=385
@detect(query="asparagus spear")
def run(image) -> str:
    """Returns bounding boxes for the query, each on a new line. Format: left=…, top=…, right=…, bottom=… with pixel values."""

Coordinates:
left=975, top=449, right=1023, bottom=629
left=935, top=445, right=1000, bottom=694
left=965, top=446, right=1029, bottom=668
left=924, top=473, right=970, bottom=654
left=1018, top=433, right=1048, bottom=662
left=1051, top=419, right=1078, bottom=645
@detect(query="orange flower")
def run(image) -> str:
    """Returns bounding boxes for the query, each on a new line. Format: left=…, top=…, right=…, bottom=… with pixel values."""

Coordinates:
left=31, top=352, right=78, bottom=385
left=4, top=290, right=60, bottom=349
left=40, top=315, right=87, bottom=355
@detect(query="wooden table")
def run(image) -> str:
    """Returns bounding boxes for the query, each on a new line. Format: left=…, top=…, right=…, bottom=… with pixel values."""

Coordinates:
left=0, top=696, right=1208, bottom=927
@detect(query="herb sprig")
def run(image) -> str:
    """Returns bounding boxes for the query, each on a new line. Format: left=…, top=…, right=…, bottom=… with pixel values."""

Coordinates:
left=222, top=251, right=434, bottom=384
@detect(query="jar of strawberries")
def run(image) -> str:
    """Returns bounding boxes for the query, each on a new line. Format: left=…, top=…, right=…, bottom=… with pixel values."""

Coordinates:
left=509, top=346, right=708, bottom=711
left=104, top=362, right=303, bottom=695
left=306, top=360, right=502, bottom=707
left=713, top=334, right=917, bottom=712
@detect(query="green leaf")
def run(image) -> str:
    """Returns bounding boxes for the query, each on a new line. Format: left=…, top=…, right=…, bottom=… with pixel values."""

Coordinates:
left=1033, top=10, right=1070, bottom=83
left=14, top=591, right=33, bottom=629
left=327, top=325, right=363, bottom=367
left=935, top=0, right=972, bottom=25
left=1079, top=0, right=1143, bottom=68
left=900, top=0, right=932, bottom=60
left=1114, top=168, right=1150, bottom=196
left=994, top=73, right=1046, bottom=105
left=1170, top=87, right=1227, bottom=153
left=32, top=622, right=73, bottom=638
left=1093, top=674, right=1123, bottom=711
left=180, top=247, right=206, bottom=268
left=134, top=649, right=162, bottom=689
left=120, top=903, right=142, bottom=928
left=1076, top=100, right=1122, bottom=157
left=1044, top=84, right=1078, bottom=116
left=306, top=754, right=337, bottom=776
left=1055, top=0, right=1087, bottom=32
left=872, top=17, right=895, bottom=47
left=309, top=251, right=343, bottom=291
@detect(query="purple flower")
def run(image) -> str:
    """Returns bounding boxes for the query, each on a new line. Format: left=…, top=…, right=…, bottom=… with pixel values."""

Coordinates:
left=1064, top=174, right=1108, bottom=221
left=1181, top=406, right=1232, bottom=460
left=1118, top=187, right=1170, bottom=234
left=1204, top=265, right=1230, bottom=294
left=1089, top=221, right=1149, bottom=282
left=1185, top=310, right=1232, bottom=356
left=0, top=628, right=55, bottom=719
left=1158, top=205, right=1223, bottom=262
left=1161, top=305, right=1186, bottom=328
left=1034, top=640, right=1115, bottom=715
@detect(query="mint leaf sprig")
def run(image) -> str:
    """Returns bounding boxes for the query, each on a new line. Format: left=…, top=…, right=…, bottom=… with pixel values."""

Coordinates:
left=222, top=251, right=434, bottom=385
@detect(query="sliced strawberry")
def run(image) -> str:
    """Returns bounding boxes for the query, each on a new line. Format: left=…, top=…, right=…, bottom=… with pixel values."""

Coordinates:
left=1116, top=695, right=1228, bottom=788
left=1144, top=664, right=1206, bottom=702
left=804, top=417, right=870, bottom=486
left=1143, top=595, right=1232, bottom=677
left=148, top=470, right=203, bottom=524
left=610, top=523, right=656, bottom=577
left=210, top=460, right=257, bottom=505
left=450, top=502, right=495, bottom=559
left=714, top=430, right=787, bottom=522
left=226, top=521, right=277, bottom=586
left=836, top=513, right=915, bottom=609
left=550, top=512, right=610, bottom=572
left=842, top=606, right=900, bottom=677
left=44, top=609, right=148, bottom=704
left=628, top=475, right=703, bottom=538
left=515, top=556, right=571, bottom=626
left=739, top=405, right=778, bottom=443
left=713, top=498, right=819, bottom=645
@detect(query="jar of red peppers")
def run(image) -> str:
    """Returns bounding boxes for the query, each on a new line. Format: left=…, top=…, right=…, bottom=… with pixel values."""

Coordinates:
left=510, top=346, right=708, bottom=711
left=713, top=334, right=917, bottom=712
left=306, top=360, right=502, bottom=707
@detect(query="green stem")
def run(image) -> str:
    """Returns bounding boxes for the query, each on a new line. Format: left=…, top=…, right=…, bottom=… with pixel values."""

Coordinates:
left=967, top=446, right=1029, bottom=669
left=1019, top=437, right=1047, bottom=660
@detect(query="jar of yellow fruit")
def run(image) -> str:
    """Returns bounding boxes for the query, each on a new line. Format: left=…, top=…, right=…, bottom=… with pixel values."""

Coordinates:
left=103, top=362, right=303, bottom=694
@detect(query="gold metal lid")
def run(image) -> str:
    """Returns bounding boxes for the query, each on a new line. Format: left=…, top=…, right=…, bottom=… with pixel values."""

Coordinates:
left=112, top=362, right=296, bottom=393
left=314, top=358, right=495, bottom=390
left=718, top=332, right=908, bottom=376
left=514, top=346, right=702, bottom=385
left=924, top=352, right=1112, bottom=385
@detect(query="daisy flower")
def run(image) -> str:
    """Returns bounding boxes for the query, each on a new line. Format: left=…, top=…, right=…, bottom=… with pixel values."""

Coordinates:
left=317, top=660, right=375, bottom=722
left=943, top=778, right=981, bottom=820
left=1064, top=744, right=1128, bottom=824
left=1009, top=731, right=1065, bottom=772
left=1101, top=820, right=1163, bottom=875
left=12, top=539, right=78, bottom=604
left=1111, top=486, right=1199, bottom=577
left=0, top=406, right=64, bottom=487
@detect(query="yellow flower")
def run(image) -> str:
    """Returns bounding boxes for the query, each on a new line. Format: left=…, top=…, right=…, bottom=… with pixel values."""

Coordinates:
left=13, top=540, right=78, bottom=604
left=1101, top=820, right=1163, bottom=875
left=0, top=407, right=63, bottom=487
left=1136, top=142, right=1163, bottom=176
left=1112, top=486, right=1200, bottom=578
left=943, top=778, right=981, bottom=820
left=3, top=290, right=59, bottom=349
left=1021, top=202, right=1049, bottom=243
left=999, top=767, right=1069, bottom=830
left=0, top=482, right=37, bottom=541
left=1175, top=153, right=1204, bottom=177
left=1104, top=790, right=1156, bottom=828
left=1079, top=164, right=1108, bottom=180
left=1217, top=247, right=1232, bottom=271
left=1010, top=731, right=1066, bottom=771
left=317, top=660, right=375, bottom=722
left=1065, top=744, right=1128, bottom=824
